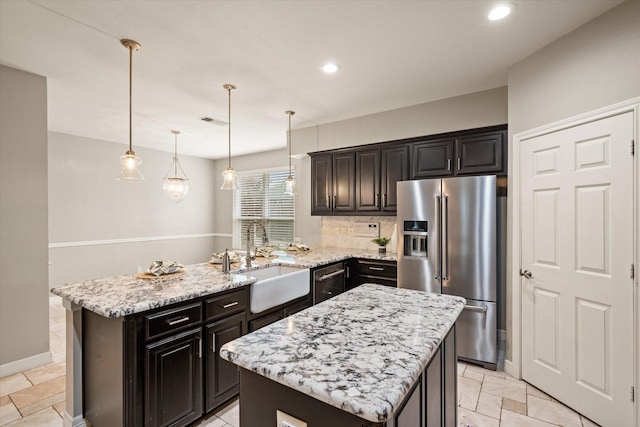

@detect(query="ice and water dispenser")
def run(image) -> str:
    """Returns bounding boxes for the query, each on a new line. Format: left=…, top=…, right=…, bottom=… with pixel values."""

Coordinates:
left=402, top=220, right=428, bottom=258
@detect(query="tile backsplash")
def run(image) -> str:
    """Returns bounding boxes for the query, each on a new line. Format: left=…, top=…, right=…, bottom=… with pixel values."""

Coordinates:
left=321, top=216, right=398, bottom=251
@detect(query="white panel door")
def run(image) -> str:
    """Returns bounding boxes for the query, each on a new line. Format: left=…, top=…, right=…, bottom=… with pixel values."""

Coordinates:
left=520, top=111, right=634, bottom=426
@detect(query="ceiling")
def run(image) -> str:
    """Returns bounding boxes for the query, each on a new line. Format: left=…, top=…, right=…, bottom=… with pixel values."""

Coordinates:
left=0, top=0, right=624, bottom=159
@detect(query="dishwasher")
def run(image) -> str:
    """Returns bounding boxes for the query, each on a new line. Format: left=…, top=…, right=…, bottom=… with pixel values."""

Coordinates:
left=312, top=262, right=345, bottom=304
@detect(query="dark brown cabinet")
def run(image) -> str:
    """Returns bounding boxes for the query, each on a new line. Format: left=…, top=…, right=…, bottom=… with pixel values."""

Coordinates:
left=355, top=145, right=409, bottom=214
left=455, top=131, right=504, bottom=175
left=205, top=312, right=246, bottom=412
left=355, top=149, right=380, bottom=212
left=411, top=138, right=455, bottom=179
left=349, top=259, right=397, bottom=290
left=145, top=328, right=203, bottom=427
left=311, top=125, right=506, bottom=216
left=410, top=130, right=506, bottom=179
left=83, top=287, right=250, bottom=427
left=381, top=145, right=410, bottom=212
left=248, top=295, right=312, bottom=332
left=311, top=152, right=356, bottom=215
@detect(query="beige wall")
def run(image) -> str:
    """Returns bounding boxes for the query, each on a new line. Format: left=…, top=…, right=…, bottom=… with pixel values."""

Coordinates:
left=0, top=66, right=50, bottom=368
left=505, top=0, right=640, bottom=362
left=213, top=87, right=508, bottom=252
left=48, top=132, right=218, bottom=288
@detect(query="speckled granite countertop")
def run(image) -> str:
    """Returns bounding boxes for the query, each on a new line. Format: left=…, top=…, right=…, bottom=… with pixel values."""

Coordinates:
left=220, top=284, right=465, bottom=423
left=50, top=263, right=257, bottom=318
left=50, top=247, right=397, bottom=318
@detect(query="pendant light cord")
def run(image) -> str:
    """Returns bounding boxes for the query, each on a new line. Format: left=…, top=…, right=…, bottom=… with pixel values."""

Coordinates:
left=288, top=113, right=292, bottom=175
left=227, top=86, right=232, bottom=169
left=128, top=44, right=133, bottom=153
left=174, top=133, right=178, bottom=176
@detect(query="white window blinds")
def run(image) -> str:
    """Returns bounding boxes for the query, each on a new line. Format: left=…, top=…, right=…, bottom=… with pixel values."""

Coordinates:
left=232, top=168, right=295, bottom=249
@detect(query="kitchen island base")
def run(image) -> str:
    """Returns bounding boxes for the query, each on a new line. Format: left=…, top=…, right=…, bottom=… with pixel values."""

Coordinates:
left=238, top=326, right=457, bottom=427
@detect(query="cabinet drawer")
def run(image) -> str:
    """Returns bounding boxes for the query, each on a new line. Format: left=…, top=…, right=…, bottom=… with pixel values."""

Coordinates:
left=354, top=260, right=397, bottom=279
left=205, top=288, right=247, bottom=321
left=145, top=302, right=202, bottom=341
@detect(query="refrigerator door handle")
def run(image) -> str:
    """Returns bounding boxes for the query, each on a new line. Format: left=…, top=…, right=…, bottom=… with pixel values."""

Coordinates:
left=435, top=195, right=441, bottom=280
left=464, top=305, right=488, bottom=314
left=443, top=194, right=449, bottom=280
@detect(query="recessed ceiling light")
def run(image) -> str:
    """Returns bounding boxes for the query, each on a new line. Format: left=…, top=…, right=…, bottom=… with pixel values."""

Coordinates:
left=488, top=3, right=516, bottom=21
left=320, top=63, right=341, bottom=74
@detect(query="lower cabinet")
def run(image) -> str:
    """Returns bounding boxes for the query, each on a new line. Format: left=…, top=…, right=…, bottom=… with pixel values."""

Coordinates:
left=205, top=312, right=247, bottom=412
left=145, top=328, right=203, bottom=427
left=349, top=259, right=397, bottom=290
left=82, top=287, right=250, bottom=427
left=248, top=295, right=311, bottom=332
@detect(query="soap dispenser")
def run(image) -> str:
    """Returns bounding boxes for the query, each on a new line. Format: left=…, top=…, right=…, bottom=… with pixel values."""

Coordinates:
left=222, top=249, right=231, bottom=274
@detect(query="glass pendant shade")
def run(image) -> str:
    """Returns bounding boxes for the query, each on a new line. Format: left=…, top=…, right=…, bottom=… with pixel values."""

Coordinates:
left=284, top=175, right=296, bottom=196
left=284, top=110, right=296, bottom=196
left=163, top=130, right=189, bottom=202
left=119, top=151, right=144, bottom=181
left=163, top=177, right=189, bottom=202
left=220, top=167, right=238, bottom=190
left=117, top=39, right=143, bottom=182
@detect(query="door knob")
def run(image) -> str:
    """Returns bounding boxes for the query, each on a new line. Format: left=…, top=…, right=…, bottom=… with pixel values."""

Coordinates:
left=520, top=269, right=533, bottom=279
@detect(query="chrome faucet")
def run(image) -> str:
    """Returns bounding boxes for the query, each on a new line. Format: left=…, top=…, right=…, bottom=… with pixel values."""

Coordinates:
left=245, top=221, right=268, bottom=268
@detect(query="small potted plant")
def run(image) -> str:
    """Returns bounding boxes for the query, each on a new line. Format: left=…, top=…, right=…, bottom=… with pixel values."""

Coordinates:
left=372, top=236, right=391, bottom=254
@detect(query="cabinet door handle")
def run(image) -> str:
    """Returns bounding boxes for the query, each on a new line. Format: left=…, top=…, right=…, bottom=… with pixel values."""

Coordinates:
left=383, top=193, right=387, bottom=208
left=166, top=315, right=190, bottom=326
left=196, top=336, right=202, bottom=358
left=327, top=196, right=331, bottom=210
left=221, top=301, right=239, bottom=309
left=447, top=159, right=451, bottom=171
left=376, top=194, right=380, bottom=208
left=317, top=269, right=345, bottom=281
left=457, top=158, right=461, bottom=170
left=369, top=266, right=385, bottom=271
left=333, top=195, right=337, bottom=210
left=209, top=331, right=215, bottom=352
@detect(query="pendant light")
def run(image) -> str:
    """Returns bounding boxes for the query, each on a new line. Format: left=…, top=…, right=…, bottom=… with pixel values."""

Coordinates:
left=220, top=84, right=238, bottom=190
left=284, top=110, right=296, bottom=196
left=118, top=39, right=144, bottom=181
left=163, top=130, right=189, bottom=202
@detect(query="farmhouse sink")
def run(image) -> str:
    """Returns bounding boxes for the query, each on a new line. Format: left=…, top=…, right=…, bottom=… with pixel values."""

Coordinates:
left=249, top=266, right=310, bottom=314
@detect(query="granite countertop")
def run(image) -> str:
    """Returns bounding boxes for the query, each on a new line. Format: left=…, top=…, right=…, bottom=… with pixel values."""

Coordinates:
left=50, top=247, right=397, bottom=318
left=220, top=284, right=465, bottom=423
left=50, top=263, right=256, bottom=318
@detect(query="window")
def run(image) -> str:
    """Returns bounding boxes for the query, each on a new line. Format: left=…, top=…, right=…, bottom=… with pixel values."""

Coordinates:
left=232, top=168, right=295, bottom=249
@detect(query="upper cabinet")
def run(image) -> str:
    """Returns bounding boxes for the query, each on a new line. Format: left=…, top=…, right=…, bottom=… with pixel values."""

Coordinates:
left=410, top=130, right=505, bottom=179
left=311, top=125, right=506, bottom=216
left=411, top=138, right=454, bottom=179
left=311, top=152, right=356, bottom=215
left=455, top=131, right=504, bottom=175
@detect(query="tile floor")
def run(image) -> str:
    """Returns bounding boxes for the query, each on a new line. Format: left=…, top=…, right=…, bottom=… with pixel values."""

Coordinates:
left=0, top=297, right=600, bottom=427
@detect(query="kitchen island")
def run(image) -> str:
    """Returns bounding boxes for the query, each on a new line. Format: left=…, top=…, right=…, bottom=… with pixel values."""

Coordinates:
left=49, top=248, right=398, bottom=426
left=221, top=284, right=465, bottom=427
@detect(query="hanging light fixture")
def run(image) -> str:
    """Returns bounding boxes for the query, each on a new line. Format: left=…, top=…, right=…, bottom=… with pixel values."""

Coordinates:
left=284, top=110, right=296, bottom=196
left=118, top=39, right=144, bottom=181
left=220, top=84, right=238, bottom=190
left=163, top=130, right=190, bottom=202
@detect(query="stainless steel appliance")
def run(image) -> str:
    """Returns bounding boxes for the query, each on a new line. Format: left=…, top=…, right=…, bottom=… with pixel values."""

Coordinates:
left=397, top=176, right=499, bottom=369
left=312, top=262, right=346, bottom=305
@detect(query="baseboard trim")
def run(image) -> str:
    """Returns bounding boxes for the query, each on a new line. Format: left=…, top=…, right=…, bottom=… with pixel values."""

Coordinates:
left=63, top=412, right=89, bottom=427
left=0, top=351, right=52, bottom=378
left=504, top=359, right=515, bottom=378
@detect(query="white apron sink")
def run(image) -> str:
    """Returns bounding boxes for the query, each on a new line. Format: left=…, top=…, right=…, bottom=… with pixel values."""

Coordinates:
left=249, top=266, right=310, bottom=314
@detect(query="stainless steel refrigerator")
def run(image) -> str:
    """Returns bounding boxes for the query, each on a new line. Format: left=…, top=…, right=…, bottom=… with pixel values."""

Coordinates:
left=397, top=176, right=499, bottom=369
